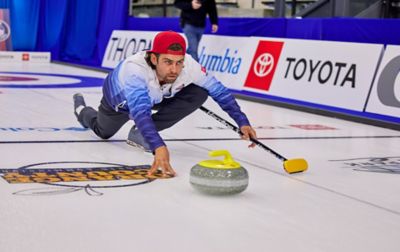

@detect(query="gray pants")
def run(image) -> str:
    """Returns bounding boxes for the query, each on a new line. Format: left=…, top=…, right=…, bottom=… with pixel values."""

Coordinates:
left=78, top=84, right=208, bottom=139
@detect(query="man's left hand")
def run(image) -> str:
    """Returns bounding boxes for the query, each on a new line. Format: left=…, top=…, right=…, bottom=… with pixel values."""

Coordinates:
left=211, top=24, right=218, bottom=33
left=240, top=125, right=257, bottom=148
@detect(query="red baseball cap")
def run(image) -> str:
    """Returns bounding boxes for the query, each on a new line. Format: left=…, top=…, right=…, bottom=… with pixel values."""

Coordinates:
left=148, top=31, right=186, bottom=55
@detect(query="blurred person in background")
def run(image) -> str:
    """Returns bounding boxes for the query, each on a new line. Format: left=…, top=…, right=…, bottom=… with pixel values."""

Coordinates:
left=174, top=0, right=218, bottom=61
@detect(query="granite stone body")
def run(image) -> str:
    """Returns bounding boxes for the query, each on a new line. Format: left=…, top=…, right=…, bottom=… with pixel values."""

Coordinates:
left=190, top=164, right=249, bottom=195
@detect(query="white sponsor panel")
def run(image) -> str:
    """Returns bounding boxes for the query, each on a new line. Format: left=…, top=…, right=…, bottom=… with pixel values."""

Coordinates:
left=366, top=45, right=400, bottom=118
left=0, top=51, right=50, bottom=63
left=197, top=35, right=257, bottom=91
left=243, top=38, right=383, bottom=111
left=102, top=30, right=157, bottom=68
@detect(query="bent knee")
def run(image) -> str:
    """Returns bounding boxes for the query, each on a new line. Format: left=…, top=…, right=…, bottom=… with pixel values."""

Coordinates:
left=99, top=134, right=112, bottom=140
left=95, top=131, right=114, bottom=140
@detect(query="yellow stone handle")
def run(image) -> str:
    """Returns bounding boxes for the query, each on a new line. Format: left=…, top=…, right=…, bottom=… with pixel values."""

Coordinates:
left=208, top=150, right=239, bottom=167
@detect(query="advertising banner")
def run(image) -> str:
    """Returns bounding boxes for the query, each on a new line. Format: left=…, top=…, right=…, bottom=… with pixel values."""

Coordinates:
left=197, top=35, right=258, bottom=91
left=0, top=52, right=50, bottom=63
left=101, top=29, right=395, bottom=125
left=365, top=45, right=400, bottom=119
left=102, top=32, right=258, bottom=91
left=243, top=38, right=383, bottom=111
left=0, top=9, right=12, bottom=51
left=102, top=30, right=158, bottom=68
left=102, top=31, right=385, bottom=114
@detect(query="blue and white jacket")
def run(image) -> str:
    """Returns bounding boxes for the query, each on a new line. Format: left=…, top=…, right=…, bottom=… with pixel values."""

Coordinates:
left=103, top=51, right=250, bottom=151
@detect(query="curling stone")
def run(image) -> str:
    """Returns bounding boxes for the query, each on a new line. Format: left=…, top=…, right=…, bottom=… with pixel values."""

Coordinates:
left=190, top=150, right=249, bottom=195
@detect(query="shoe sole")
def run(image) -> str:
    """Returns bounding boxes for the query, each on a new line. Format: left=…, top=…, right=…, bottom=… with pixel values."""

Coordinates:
left=73, top=94, right=86, bottom=107
left=73, top=94, right=88, bottom=128
left=126, top=139, right=152, bottom=153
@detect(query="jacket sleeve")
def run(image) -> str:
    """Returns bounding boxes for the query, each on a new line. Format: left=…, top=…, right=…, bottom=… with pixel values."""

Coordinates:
left=200, top=76, right=250, bottom=128
left=174, top=0, right=192, bottom=11
left=207, top=0, right=218, bottom=25
left=123, top=74, right=165, bottom=151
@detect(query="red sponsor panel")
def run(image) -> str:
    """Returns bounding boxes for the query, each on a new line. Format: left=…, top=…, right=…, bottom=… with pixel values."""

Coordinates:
left=244, top=40, right=284, bottom=91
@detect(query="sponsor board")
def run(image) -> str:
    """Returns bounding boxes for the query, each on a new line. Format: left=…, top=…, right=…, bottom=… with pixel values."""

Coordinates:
left=244, top=38, right=383, bottom=111
left=102, top=32, right=257, bottom=91
left=101, top=30, right=393, bottom=122
left=102, top=30, right=157, bottom=68
left=198, top=35, right=257, bottom=91
left=365, top=45, right=400, bottom=119
left=0, top=19, right=10, bottom=43
left=0, top=51, right=51, bottom=63
left=0, top=9, right=12, bottom=50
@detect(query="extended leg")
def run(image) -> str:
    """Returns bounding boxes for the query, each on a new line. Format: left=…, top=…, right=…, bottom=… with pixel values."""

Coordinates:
left=76, top=96, right=129, bottom=139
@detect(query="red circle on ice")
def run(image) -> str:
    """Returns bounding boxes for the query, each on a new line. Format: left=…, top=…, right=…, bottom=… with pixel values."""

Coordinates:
left=0, top=75, right=39, bottom=81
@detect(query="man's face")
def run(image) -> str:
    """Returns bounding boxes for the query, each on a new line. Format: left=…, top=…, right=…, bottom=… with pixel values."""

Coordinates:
left=151, top=54, right=184, bottom=84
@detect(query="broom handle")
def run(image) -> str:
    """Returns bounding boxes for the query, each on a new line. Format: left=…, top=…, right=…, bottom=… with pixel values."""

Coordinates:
left=199, top=106, right=287, bottom=162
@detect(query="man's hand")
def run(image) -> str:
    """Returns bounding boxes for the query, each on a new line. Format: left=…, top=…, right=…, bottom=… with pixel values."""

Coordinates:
left=240, top=125, right=257, bottom=148
left=211, top=24, right=218, bottom=33
left=192, top=0, right=202, bottom=9
left=148, top=146, right=176, bottom=177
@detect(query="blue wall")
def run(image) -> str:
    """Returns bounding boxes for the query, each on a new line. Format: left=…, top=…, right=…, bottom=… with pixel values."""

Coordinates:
left=0, top=0, right=128, bottom=66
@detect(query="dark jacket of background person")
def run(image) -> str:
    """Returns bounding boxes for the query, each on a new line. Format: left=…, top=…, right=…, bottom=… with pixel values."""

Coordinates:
left=174, top=0, right=218, bottom=28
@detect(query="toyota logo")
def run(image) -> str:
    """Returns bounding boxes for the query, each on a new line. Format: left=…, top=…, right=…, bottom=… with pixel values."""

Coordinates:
left=253, top=53, right=274, bottom=77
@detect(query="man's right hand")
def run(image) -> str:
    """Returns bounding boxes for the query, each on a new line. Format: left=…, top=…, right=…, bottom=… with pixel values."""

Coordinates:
left=192, top=0, right=201, bottom=9
left=148, top=146, right=176, bottom=177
